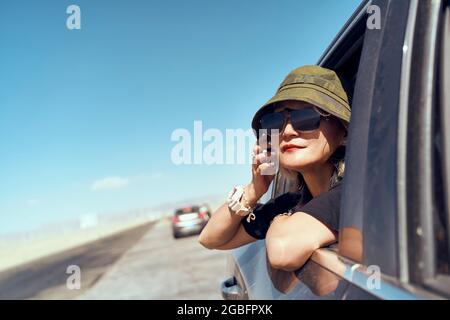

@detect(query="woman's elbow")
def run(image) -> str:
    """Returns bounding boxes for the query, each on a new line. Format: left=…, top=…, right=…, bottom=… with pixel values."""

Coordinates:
left=198, top=231, right=213, bottom=249
left=198, top=229, right=221, bottom=249
left=266, top=236, right=318, bottom=271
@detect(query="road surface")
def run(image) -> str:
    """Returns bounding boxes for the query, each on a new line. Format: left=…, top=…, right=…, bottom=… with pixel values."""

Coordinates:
left=0, top=219, right=228, bottom=299
left=79, top=219, right=228, bottom=299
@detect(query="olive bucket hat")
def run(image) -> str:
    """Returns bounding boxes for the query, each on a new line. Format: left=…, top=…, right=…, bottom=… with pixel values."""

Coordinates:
left=252, top=65, right=351, bottom=132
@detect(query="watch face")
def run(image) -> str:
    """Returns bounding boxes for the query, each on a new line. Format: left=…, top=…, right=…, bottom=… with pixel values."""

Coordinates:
left=227, top=186, right=249, bottom=216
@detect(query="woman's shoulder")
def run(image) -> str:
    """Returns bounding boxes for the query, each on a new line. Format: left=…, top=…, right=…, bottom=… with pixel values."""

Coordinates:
left=293, top=180, right=344, bottom=231
left=254, top=188, right=310, bottom=215
left=303, top=179, right=343, bottom=207
left=254, top=179, right=343, bottom=216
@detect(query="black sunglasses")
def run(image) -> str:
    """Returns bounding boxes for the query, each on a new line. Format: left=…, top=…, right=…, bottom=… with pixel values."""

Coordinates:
left=256, top=107, right=326, bottom=138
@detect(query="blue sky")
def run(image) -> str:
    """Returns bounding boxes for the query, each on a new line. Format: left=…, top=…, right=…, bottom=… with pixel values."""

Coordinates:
left=0, top=0, right=361, bottom=234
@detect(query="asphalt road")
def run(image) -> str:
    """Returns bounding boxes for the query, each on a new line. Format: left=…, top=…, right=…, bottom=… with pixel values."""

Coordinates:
left=0, top=219, right=228, bottom=300
left=79, top=219, right=228, bottom=299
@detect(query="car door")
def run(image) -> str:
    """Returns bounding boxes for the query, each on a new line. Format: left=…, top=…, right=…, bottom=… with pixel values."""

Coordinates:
left=338, top=0, right=450, bottom=299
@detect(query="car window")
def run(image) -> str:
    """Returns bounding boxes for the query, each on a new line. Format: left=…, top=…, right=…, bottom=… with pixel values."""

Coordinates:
left=175, top=207, right=200, bottom=215
left=263, top=4, right=370, bottom=286
left=273, top=13, right=366, bottom=200
left=270, top=4, right=367, bottom=262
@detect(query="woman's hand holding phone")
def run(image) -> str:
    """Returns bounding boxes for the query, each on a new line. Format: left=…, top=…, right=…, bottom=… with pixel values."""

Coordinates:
left=244, top=142, right=276, bottom=206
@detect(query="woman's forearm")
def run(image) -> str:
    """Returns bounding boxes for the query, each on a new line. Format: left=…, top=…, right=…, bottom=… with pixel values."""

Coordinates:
left=198, top=202, right=244, bottom=248
left=265, top=212, right=337, bottom=271
left=198, top=184, right=262, bottom=249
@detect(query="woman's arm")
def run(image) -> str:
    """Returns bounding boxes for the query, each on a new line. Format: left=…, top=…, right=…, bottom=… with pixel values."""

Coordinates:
left=198, top=184, right=260, bottom=249
left=265, top=212, right=337, bottom=271
left=198, top=143, right=275, bottom=250
left=213, top=224, right=258, bottom=250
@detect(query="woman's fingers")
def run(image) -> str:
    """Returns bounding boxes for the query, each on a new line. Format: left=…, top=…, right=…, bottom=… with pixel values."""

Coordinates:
left=253, top=144, right=260, bottom=155
left=252, top=143, right=277, bottom=177
left=253, top=141, right=276, bottom=161
left=253, top=151, right=268, bottom=164
left=256, top=162, right=275, bottom=175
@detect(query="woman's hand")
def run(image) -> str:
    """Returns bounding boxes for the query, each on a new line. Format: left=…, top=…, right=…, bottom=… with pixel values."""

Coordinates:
left=199, top=143, right=276, bottom=251
left=245, top=143, right=276, bottom=206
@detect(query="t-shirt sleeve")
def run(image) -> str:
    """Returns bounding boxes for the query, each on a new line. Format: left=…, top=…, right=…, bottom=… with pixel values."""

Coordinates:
left=292, top=183, right=342, bottom=231
left=242, top=191, right=303, bottom=239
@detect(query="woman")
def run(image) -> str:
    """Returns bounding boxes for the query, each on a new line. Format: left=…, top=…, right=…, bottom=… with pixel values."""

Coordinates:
left=198, top=65, right=351, bottom=272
